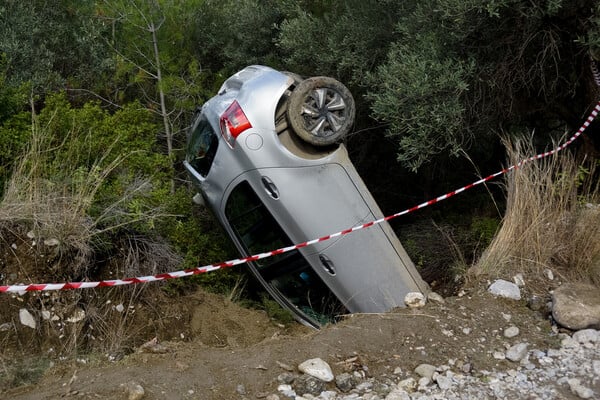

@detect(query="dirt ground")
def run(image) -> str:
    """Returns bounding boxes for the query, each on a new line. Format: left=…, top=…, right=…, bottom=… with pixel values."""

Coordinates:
left=1, top=278, right=560, bottom=400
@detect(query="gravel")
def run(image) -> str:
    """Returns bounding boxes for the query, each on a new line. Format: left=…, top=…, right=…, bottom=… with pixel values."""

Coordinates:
left=269, top=328, right=599, bottom=400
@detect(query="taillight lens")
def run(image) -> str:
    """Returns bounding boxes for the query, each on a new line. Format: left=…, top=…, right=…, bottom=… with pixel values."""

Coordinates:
left=219, top=100, right=252, bottom=147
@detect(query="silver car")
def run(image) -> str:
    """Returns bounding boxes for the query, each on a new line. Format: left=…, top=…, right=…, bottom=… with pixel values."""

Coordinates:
left=184, top=65, right=428, bottom=328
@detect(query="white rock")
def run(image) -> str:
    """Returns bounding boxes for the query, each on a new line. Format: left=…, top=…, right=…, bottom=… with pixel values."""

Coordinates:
left=26, top=230, right=36, bottom=239
left=277, top=384, right=296, bottom=397
left=43, top=238, right=60, bottom=247
left=561, top=336, right=580, bottom=349
left=404, top=292, right=426, bottom=308
left=298, top=358, right=334, bottom=382
left=116, top=304, right=125, bottom=313
left=434, top=373, right=453, bottom=390
left=11, top=243, right=17, bottom=250
left=504, top=326, right=520, bottom=338
left=544, top=269, right=554, bottom=281
left=417, top=377, right=431, bottom=388
left=505, top=343, right=528, bottom=362
left=414, top=364, right=436, bottom=379
left=593, top=360, right=600, bottom=377
left=66, top=309, right=85, bottom=323
left=513, top=273, right=525, bottom=287
left=427, top=292, right=445, bottom=304
left=488, top=279, right=521, bottom=300
left=572, top=329, right=599, bottom=344
left=41, top=310, right=51, bottom=320
left=397, top=377, right=416, bottom=391
left=493, top=351, right=506, bottom=360
left=121, top=381, right=145, bottom=400
left=568, top=378, right=594, bottom=399
left=385, top=388, right=410, bottom=400
left=19, top=309, right=36, bottom=329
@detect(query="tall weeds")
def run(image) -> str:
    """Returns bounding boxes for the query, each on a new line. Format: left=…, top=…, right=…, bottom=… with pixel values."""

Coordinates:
left=475, top=137, right=600, bottom=284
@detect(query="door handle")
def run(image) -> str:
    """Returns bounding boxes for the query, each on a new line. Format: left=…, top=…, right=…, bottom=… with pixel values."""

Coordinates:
left=319, top=254, right=336, bottom=275
left=261, top=176, right=279, bottom=199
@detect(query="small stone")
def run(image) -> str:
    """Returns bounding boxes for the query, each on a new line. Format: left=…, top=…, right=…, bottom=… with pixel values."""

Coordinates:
left=236, top=384, right=246, bottom=395
left=26, top=230, right=36, bottom=239
left=41, top=311, right=51, bottom=320
left=266, top=395, right=280, bottom=400
left=505, top=343, right=529, bottom=362
left=462, top=327, right=472, bottom=335
left=277, top=384, right=295, bottom=398
left=504, top=326, right=520, bottom=338
left=121, top=382, right=145, bottom=400
left=43, top=238, right=60, bottom=246
left=397, top=377, right=416, bottom=391
left=116, top=304, right=125, bottom=313
left=568, top=378, right=594, bottom=399
left=593, top=360, right=600, bottom=377
left=513, top=273, right=525, bottom=287
left=544, top=269, right=554, bottom=280
left=11, top=243, right=17, bottom=250
left=434, top=374, right=453, bottom=390
left=277, top=372, right=295, bottom=384
left=335, top=372, right=356, bottom=393
left=417, top=377, right=431, bottom=388
left=386, top=388, right=411, bottom=400
left=294, top=375, right=326, bottom=396
left=298, top=358, right=334, bottom=382
left=0, top=322, right=13, bottom=331
left=414, top=364, right=436, bottom=379
left=19, top=309, right=36, bottom=329
left=493, top=351, right=506, bottom=360
left=561, top=336, right=580, bottom=349
left=427, top=292, right=445, bottom=304
left=404, top=292, right=426, bottom=308
left=488, top=279, right=521, bottom=300
left=572, top=329, right=599, bottom=344
left=66, top=309, right=85, bottom=323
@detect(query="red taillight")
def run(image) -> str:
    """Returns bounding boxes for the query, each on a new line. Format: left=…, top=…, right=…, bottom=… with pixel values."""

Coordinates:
left=220, top=100, right=252, bottom=147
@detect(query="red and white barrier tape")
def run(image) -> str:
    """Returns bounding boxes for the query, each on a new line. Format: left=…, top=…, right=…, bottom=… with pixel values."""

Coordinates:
left=1, top=103, right=599, bottom=293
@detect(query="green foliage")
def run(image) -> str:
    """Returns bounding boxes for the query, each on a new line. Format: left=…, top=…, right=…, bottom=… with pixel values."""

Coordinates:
left=368, top=34, right=474, bottom=170
left=0, top=0, right=110, bottom=92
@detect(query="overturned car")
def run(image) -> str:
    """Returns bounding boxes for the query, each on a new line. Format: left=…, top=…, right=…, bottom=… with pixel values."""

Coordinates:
left=184, top=65, right=428, bottom=328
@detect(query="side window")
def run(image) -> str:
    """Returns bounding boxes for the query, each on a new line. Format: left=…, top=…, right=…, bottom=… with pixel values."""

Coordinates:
left=225, top=181, right=290, bottom=267
left=225, top=181, right=347, bottom=325
left=187, top=113, right=219, bottom=177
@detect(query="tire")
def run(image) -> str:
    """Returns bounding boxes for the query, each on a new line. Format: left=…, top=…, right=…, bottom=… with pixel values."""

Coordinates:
left=287, top=76, right=355, bottom=146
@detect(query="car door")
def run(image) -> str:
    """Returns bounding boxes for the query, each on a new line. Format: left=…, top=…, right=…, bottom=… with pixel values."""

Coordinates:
left=222, top=177, right=347, bottom=328
left=251, top=163, right=427, bottom=313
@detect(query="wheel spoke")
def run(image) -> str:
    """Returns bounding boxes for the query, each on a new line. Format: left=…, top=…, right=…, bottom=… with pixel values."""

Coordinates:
left=326, top=112, right=344, bottom=132
left=301, top=104, right=320, bottom=117
left=310, top=117, right=327, bottom=136
left=326, top=93, right=345, bottom=111
left=312, top=89, right=327, bottom=109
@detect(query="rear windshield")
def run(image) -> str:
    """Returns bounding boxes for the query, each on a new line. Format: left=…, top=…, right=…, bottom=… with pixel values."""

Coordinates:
left=187, top=113, right=219, bottom=177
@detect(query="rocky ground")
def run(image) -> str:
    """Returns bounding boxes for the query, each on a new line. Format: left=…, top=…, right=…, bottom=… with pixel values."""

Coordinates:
left=2, top=276, right=599, bottom=400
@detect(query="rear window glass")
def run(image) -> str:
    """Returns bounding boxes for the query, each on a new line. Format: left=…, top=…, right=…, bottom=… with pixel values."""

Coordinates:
left=187, top=113, right=219, bottom=177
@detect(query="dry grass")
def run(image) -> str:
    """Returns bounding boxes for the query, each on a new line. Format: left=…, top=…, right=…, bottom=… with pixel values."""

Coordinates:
left=474, top=136, right=600, bottom=285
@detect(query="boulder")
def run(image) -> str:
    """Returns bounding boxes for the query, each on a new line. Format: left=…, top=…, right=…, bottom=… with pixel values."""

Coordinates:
left=552, top=283, right=600, bottom=330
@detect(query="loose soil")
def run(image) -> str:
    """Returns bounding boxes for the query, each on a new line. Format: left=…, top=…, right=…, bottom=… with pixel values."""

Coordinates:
left=0, top=226, right=564, bottom=400
left=1, top=281, right=560, bottom=400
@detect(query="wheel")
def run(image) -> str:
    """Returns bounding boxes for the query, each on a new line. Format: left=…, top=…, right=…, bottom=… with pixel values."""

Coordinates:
left=286, top=76, right=355, bottom=146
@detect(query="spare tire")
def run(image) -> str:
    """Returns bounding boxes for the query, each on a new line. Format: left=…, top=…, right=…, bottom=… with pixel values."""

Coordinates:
left=286, top=76, right=355, bottom=146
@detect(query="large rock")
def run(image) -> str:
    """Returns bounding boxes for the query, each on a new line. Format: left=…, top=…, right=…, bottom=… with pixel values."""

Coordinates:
left=552, top=283, right=600, bottom=330
left=298, top=358, right=334, bottom=382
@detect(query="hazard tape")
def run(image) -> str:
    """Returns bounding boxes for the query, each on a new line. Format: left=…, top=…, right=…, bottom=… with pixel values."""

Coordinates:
left=1, top=104, right=599, bottom=293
